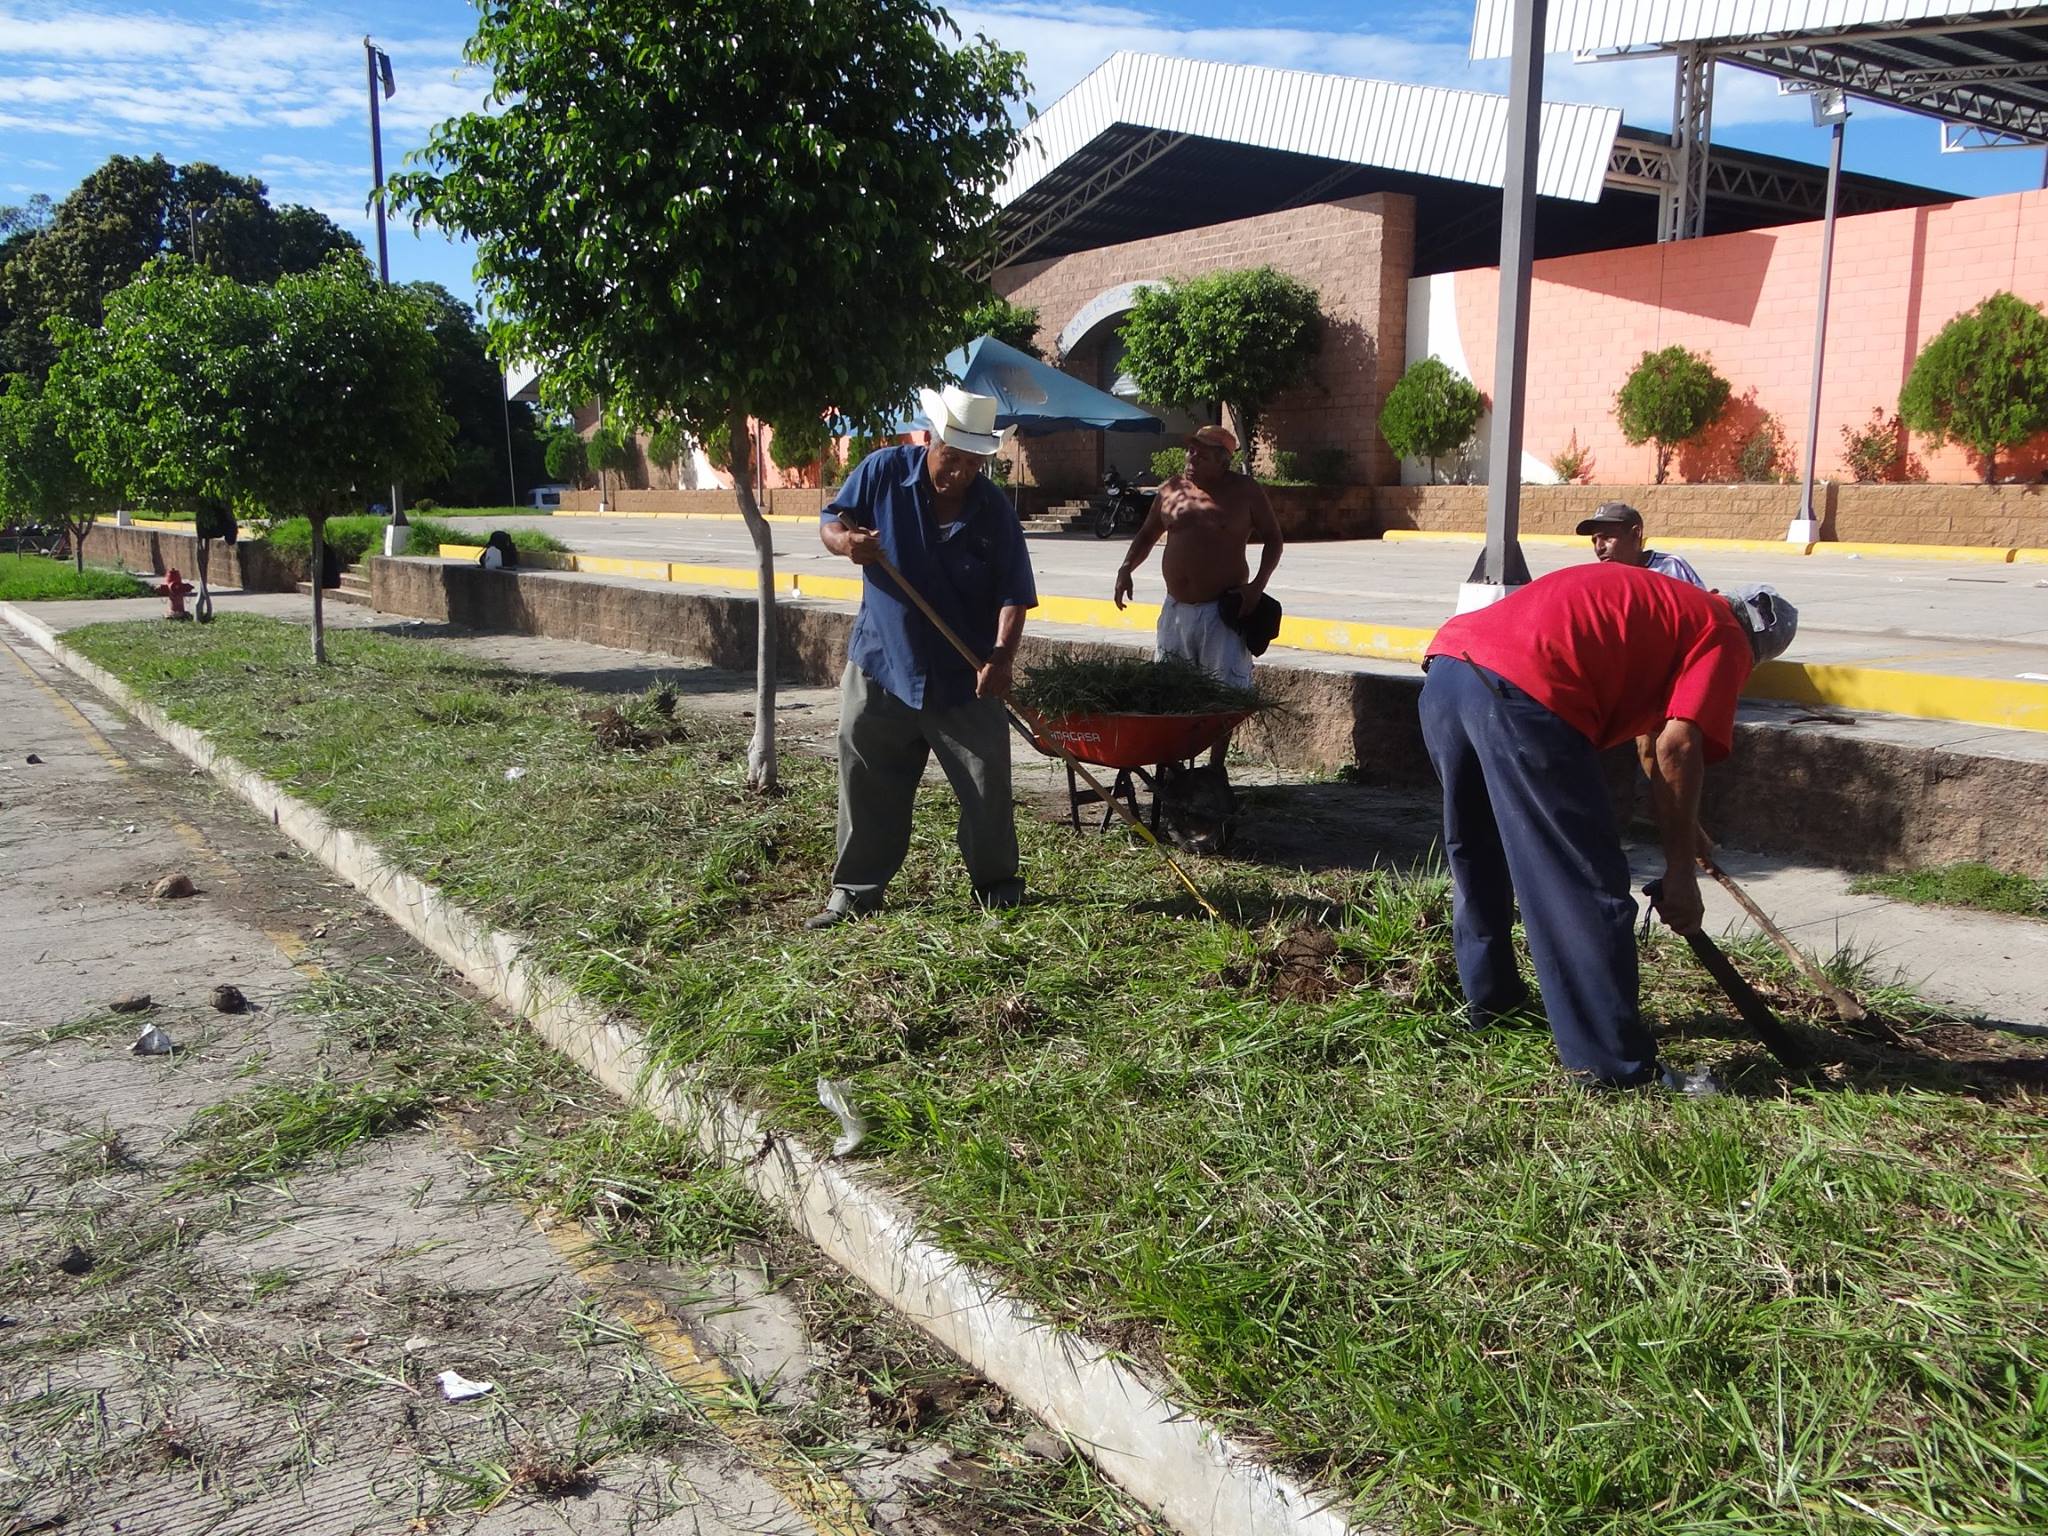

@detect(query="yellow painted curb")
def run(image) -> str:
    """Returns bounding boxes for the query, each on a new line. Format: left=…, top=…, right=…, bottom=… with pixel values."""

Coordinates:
left=423, top=547, right=2048, bottom=735
left=671, top=560, right=797, bottom=594
left=1034, top=592, right=1161, bottom=636
left=795, top=572, right=866, bottom=603
left=1750, top=659, right=2048, bottom=732
left=553, top=507, right=817, bottom=525
left=1277, top=615, right=1436, bottom=663
left=2011, top=548, right=2048, bottom=565
left=1807, top=540, right=2014, bottom=563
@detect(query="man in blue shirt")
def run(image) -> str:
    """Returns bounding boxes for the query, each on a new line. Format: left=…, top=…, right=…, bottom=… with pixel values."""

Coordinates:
left=807, top=385, right=1039, bottom=928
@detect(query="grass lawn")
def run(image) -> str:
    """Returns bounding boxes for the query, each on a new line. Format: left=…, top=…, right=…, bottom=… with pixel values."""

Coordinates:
left=0, top=553, right=147, bottom=602
left=1852, top=862, right=2048, bottom=920
left=67, top=613, right=2048, bottom=1535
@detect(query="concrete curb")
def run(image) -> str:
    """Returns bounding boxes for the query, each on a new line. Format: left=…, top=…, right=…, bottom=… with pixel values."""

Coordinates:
left=0, top=599, right=1372, bottom=1536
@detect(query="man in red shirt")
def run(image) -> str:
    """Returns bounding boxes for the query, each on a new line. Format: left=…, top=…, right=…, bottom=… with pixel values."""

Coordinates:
left=1420, top=565, right=1798, bottom=1088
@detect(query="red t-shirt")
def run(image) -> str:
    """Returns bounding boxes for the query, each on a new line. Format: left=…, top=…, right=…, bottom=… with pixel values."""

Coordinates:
left=1426, top=564, right=1753, bottom=761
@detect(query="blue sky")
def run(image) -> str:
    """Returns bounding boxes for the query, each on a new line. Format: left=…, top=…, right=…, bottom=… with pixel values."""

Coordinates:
left=4, top=0, right=2044, bottom=309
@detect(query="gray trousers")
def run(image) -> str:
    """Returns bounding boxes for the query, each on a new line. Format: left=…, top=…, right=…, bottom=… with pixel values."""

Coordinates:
left=828, top=662, right=1020, bottom=913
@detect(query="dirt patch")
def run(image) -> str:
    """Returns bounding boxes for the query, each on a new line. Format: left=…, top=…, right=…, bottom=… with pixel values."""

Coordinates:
left=580, top=686, right=689, bottom=753
left=1218, top=926, right=1362, bottom=1004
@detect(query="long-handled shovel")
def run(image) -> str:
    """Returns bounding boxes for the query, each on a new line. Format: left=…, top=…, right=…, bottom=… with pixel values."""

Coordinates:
left=857, top=546, right=1222, bottom=920
left=1695, top=827, right=1875, bottom=1027
left=1644, top=878, right=1814, bottom=1069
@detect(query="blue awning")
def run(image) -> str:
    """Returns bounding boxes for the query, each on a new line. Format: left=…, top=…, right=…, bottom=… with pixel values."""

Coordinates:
left=896, top=335, right=1164, bottom=438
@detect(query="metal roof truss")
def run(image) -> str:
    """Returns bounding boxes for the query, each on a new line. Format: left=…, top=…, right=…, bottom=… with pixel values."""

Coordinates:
left=1587, top=12, right=2048, bottom=146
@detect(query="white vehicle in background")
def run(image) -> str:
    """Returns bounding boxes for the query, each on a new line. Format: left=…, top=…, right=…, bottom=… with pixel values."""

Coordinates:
left=525, top=485, right=569, bottom=510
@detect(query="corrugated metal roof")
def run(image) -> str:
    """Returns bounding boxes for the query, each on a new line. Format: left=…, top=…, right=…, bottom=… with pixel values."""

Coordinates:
left=1470, top=1, right=2045, bottom=60
left=997, top=52, right=1622, bottom=208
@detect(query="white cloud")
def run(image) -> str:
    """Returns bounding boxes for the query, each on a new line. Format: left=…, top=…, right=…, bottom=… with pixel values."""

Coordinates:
left=0, top=2, right=484, bottom=148
left=951, top=0, right=1812, bottom=131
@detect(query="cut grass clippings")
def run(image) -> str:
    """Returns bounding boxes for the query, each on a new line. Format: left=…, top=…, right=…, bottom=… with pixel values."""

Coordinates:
left=1852, top=860, right=2048, bottom=920
left=66, top=613, right=2048, bottom=1536
left=0, top=553, right=147, bottom=602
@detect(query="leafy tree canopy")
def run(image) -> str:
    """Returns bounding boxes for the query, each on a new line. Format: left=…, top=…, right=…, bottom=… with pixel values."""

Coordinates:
left=1, top=155, right=361, bottom=378
left=1380, top=357, right=1483, bottom=482
left=0, top=371, right=118, bottom=570
left=404, top=280, right=547, bottom=505
left=769, top=412, right=833, bottom=472
left=388, top=0, right=1029, bottom=788
left=1898, top=291, right=2048, bottom=483
left=49, top=256, right=451, bottom=656
left=1613, top=345, right=1730, bottom=484
left=1117, top=267, right=1322, bottom=467
left=964, top=294, right=1043, bottom=358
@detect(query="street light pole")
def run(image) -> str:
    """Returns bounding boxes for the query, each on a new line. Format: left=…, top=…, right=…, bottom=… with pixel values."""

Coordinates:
left=366, top=37, right=407, bottom=541
left=1460, top=0, right=1544, bottom=613
left=1791, top=89, right=1849, bottom=545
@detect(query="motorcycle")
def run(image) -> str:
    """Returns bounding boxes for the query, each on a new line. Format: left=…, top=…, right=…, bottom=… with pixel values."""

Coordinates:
left=1094, top=466, right=1155, bottom=540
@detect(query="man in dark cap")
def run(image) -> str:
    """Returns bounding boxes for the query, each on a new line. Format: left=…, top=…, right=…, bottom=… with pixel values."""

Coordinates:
left=1578, top=501, right=1704, bottom=588
left=1419, top=564, right=1798, bottom=1089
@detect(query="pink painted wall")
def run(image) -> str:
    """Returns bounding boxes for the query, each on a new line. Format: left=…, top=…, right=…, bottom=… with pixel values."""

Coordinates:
left=1441, top=187, right=2048, bottom=484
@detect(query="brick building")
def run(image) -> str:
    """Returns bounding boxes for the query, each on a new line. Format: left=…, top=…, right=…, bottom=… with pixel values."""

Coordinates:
left=987, top=52, right=1948, bottom=498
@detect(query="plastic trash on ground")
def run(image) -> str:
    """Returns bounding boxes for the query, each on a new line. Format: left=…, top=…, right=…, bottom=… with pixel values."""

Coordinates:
left=437, top=1369, right=494, bottom=1401
left=132, top=1025, right=175, bottom=1056
left=817, top=1077, right=867, bottom=1157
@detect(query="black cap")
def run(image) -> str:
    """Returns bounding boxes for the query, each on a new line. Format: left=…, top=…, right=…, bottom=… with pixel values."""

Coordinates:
left=1575, top=501, right=1644, bottom=536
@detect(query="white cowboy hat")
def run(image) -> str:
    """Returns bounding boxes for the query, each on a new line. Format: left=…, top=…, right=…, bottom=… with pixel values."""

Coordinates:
left=917, top=383, right=1002, bottom=456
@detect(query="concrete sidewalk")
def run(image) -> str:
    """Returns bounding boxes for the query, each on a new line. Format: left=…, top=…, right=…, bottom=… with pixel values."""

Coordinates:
left=18, top=590, right=2048, bottom=1033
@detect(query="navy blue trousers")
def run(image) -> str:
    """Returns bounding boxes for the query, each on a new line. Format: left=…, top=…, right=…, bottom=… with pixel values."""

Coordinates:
left=1418, top=656, right=1655, bottom=1084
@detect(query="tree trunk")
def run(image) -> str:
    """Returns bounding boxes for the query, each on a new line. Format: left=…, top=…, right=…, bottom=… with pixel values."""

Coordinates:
left=72, top=520, right=86, bottom=573
left=730, top=407, right=778, bottom=792
left=194, top=536, right=212, bottom=623
left=310, top=515, right=328, bottom=664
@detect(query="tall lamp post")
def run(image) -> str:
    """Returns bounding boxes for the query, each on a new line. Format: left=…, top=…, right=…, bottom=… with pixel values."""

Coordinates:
left=366, top=37, right=408, bottom=550
left=1790, top=87, right=1849, bottom=545
left=1459, top=0, right=1546, bottom=613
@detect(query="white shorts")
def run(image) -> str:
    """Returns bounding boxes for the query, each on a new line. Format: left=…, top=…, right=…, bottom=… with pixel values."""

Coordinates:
left=1157, top=596, right=1253, bottom=691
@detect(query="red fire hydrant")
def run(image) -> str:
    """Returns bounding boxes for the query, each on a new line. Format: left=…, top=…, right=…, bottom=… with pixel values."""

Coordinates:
left=153, top=568, right=195, bottom=621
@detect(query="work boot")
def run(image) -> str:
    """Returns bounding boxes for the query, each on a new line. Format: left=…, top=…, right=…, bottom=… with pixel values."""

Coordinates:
left=973, top=879, right=1026, bottom=912
left=803, top=909, right=848, bottom=930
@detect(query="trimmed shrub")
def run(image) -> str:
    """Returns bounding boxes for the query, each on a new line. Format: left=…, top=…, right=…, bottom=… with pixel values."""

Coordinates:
left=1614, top=346, right=1730, bottom=483
left=1381, top=357, right=1483, bottom=483
left=1549, top=430, right=1593, bottom=484
left=768, top=413, right=832, bottom=476
left=1840, top=409, right=1919, bottom=483
left=1898, top=291, right=2048, bottom=482
left=1735, top=414, right=1792, bottom=484
left=403, top=516, right=568, bottom=555
left=1149, top=447, right=1187, bottom=481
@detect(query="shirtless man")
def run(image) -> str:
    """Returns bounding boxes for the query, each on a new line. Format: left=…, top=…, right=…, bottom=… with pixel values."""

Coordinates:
left=1111, top=424, right=1284, bottom=768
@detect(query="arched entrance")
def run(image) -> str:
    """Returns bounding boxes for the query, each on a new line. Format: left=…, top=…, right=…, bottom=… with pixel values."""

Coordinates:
left=1057, top=283, right=1216, bottom=485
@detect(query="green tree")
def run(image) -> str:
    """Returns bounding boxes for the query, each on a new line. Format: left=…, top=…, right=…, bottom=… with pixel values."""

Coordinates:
left=1898, top=291, right=2048, bottom=483
left=543, top=423, right=589, bottom=487
left=406, top=281, right=543, bottom=506
left=50, top=257, right=450, bottom=658
left=2, top=155, right=358, bottom=378
left=768, top=413, right=833, bottom=479
left=1614, top=345, right=1730, bottom=484
left=963, top=294, right=1043, bottom=358
left=587, top=421, right=635, bottom=509
left=646, top=419, right=688, bottom=486
left=0, top=373, right=118, bottom=571
left=1380, top=357, right=1483, bottom=484
left=391, top=0, right=1028, bottom=790
left=1117, top=267, right=1322, bottom=471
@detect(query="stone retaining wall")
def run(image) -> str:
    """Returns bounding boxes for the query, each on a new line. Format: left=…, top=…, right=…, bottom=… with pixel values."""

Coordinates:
left=370, top=558, right=2048, bottom=875
left=85, top=522, right=300, bottom=592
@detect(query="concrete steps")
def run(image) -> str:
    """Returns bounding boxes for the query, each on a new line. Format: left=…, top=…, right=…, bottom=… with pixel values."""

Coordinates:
left=1020, top=499, right=1103, bottom=535
left=295, top=564, right=372, bottom=606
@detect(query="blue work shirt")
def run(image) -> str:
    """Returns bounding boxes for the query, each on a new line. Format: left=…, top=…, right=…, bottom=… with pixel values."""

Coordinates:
left=823, top=446, right=1038, bottom=710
